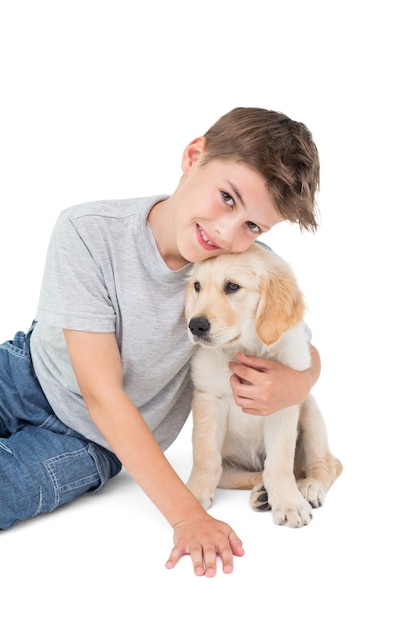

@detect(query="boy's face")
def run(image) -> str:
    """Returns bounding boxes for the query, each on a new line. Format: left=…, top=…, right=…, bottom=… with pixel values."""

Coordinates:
left=173, top=138, right=283, bottom=264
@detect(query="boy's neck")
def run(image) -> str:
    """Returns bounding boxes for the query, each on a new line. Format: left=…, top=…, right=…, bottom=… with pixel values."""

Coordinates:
left=148, top=198, right=188, bottom=271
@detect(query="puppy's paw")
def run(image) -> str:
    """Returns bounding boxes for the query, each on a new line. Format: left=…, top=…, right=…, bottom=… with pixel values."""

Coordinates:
left=188, top=490, right=214, bottom=510
left=271, top=496, right=313, bottom=528
left=297, top=478, right=326, bottom=508
left=186, top=478, right=215, bottom=510
left=250, top=483, right=271, bottom=512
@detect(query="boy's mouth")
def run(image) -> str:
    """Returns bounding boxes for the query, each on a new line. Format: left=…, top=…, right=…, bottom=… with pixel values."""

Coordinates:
left=196, top=224, right=220, bottom=250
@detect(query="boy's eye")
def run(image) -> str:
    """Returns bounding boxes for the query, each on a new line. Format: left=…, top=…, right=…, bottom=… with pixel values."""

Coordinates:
left=221, top=191, right=234, bottom=206
left=246, top=220, right=261, bottom=233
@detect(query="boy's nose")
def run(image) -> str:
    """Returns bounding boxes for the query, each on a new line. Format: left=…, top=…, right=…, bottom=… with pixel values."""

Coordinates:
left=214, top=216, right=241, bottom=246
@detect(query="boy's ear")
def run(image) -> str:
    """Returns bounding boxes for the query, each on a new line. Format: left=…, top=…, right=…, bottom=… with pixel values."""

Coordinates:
left=181, top=137, right=207, bottom=173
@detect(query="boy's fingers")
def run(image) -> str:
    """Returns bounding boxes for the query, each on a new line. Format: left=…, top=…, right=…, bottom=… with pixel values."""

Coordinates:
left=229, top=530, right=245, bottom=556
left=165, top=545, right=183, bottom=570
left=166, top=543, right=215, bottom=577
left=190, top=544, right=206, bottom=577
left=198, top=545, right=217, bottom=578
left=219, top=531, right=244, bottom=573
left=167, top=522, right=244, bottom=576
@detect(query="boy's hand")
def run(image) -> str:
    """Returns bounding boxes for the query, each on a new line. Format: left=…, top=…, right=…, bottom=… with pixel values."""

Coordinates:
left=228, top=351, right=316, bottom=416
left=165, top=514, right=244, bottom=577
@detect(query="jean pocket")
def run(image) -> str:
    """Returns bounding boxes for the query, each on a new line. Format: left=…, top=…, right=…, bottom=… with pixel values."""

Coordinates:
left=42, top=445, right=102, bottom=513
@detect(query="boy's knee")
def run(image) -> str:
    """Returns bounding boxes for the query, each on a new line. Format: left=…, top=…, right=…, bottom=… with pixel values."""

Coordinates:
left=0, top=433, right=121, bottom=529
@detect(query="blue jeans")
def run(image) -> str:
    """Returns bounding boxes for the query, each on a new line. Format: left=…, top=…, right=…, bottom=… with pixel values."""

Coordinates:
left=0, top=325, right=122, bottom=529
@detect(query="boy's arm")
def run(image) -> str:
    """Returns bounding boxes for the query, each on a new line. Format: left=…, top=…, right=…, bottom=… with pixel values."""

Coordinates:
left=228, top=344, right=321, bottom=416
left=63, top=329, right=244, bottom=577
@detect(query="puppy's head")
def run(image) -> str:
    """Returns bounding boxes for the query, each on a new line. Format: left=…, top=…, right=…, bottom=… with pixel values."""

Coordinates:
left=185, top=244, right=305, bottom=348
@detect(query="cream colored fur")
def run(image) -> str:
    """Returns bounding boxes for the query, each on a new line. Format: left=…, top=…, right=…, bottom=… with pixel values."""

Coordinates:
left=185, top=243, right=342, bottom=527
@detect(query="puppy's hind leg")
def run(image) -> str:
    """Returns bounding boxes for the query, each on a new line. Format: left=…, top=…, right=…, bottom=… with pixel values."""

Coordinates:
left=218, top=464, right=269, bottom=510
left=295, top=394, right=343, bottom=508
left=218, top=464, right=263, bottom=490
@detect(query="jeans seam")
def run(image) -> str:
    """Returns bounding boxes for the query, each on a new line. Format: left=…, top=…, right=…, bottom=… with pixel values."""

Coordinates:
left=34, top=487, right=43, bottom=517
left=0, top=343, right=31, bottom=360
left=87, top=443, right=107, bottom=488
left=0, top=441, right=13, bottom=454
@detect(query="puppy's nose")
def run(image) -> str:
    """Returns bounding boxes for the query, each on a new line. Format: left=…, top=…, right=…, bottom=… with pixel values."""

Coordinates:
left=189, top=316, right=210, bottom=337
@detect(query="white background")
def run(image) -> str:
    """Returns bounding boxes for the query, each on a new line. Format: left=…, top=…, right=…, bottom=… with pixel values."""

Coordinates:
left=1, top=1, right=416, bottom=624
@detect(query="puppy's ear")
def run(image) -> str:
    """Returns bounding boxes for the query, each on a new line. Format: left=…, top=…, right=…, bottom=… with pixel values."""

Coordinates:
left=256, top=266, right=305, bottom=345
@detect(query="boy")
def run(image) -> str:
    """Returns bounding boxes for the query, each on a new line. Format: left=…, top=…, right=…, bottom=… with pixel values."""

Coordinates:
left=0, top=107, right=321, bottom=577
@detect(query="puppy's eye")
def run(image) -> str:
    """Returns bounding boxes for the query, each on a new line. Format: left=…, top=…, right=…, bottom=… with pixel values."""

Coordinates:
left=224, top=282, right=240, bottom=294
left=194, top=281, right=201, bottom=292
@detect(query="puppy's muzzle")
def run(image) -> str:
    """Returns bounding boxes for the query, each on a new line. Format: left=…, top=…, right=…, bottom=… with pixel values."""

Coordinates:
left=189, top=316, right=210, bottom=337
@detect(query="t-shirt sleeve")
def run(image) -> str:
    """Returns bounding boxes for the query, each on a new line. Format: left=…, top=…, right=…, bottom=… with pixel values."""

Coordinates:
left=35, top=211, right=116, bottom=332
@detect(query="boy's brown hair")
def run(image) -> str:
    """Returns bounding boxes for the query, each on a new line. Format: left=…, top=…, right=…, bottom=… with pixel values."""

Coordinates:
left=203, top=107, right=320, bottom=232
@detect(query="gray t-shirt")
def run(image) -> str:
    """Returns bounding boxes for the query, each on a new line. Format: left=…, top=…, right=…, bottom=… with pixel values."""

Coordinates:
left=30, top=196, right=195, bottom=452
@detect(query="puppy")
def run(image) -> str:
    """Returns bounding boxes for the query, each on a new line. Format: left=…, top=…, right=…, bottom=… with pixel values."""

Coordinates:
left=185, top=243, right=342, bottom=527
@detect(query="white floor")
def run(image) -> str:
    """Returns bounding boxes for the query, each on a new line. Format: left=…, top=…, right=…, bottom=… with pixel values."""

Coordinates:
left=2, top=390, right=415, bottom=625
left=1, top=1, right=416, bottom=624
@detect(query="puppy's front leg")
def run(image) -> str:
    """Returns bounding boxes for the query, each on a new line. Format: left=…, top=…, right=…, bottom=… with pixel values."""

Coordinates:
left=262, top=407, right=312, bottom=527
left=186, top=392, right=228, bottom=510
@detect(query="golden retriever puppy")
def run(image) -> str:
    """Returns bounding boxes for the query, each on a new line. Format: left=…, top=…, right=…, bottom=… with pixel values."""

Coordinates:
left=185, top=243, right=342, bottom=528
